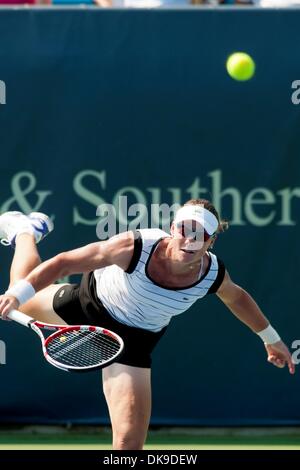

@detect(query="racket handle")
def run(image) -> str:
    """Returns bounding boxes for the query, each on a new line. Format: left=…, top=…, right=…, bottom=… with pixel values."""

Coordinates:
left=7, top=309, right=34, bottom=327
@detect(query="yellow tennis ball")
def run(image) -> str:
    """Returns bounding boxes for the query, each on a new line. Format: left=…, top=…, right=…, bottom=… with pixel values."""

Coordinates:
left=226, top=52, right=255, bottom=81
left=59, top=336, right=67, bottom=342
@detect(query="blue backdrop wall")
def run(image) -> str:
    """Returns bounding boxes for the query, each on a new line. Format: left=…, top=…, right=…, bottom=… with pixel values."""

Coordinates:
left=0, top=7, right=300, bottom=425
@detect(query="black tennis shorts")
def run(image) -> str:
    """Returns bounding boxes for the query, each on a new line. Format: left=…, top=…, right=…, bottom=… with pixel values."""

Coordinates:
left=53, top=272, right=167, bottom=368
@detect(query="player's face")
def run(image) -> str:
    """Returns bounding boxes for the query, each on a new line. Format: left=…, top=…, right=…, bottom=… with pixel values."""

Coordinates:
left=170, top=220, right=214, bottom=261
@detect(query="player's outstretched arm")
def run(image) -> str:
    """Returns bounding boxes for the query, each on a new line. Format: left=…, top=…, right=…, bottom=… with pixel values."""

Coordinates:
left=216, top=271, right=295, bottom=375
left=0, top=231, right=134, bottom=317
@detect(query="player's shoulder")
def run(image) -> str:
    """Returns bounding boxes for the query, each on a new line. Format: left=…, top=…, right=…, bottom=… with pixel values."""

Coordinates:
left=206, top=252, right=227, bottom=295
left=105, top=231, right=135, bottom=252
left=137, top=228, right=170, bottom=243
left=103, top=231, right=136, bottom=270
left=208, top=251, right=225, bottom=270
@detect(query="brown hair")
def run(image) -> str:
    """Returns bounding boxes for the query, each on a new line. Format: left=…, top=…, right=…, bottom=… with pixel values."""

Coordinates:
left=183, top=198, right=229, bottom=234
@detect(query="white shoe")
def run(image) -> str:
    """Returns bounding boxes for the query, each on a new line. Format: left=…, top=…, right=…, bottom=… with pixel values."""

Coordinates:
left=28, top=212, right=54, bottom=244
left=0, top=211, right=53, bottom=248
left=0, top=211, right=34, bottom=247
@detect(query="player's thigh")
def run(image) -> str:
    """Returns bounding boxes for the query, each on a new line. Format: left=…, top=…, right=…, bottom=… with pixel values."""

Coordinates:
left=20, top=284, right=69, bottom=325
left=102, top=363, right=151, bottom=431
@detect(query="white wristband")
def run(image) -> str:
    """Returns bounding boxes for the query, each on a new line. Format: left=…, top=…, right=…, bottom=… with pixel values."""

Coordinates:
left=257, top=325, right=281, bottom=345
left=5, top=280, right=36, bottom=306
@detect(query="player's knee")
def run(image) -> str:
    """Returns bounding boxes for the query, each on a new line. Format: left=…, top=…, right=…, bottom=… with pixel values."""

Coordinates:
left=113, top=428, right=145, bottom=450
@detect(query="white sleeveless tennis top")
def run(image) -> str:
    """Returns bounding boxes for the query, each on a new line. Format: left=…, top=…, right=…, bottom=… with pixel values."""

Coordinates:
left=93, top=229, right=225, bottom=332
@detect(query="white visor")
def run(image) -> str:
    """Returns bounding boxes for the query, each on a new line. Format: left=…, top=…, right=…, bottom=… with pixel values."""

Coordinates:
left=174, top=205, right=219, bottom=236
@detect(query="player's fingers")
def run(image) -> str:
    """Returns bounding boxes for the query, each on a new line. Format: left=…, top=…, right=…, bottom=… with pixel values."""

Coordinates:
left=287, top=355, right=296, bottom=375
left=275, top=359, right=285, bottom=368
left=0, top=298, right=10, bottom=315
left=1, top=302, right=13, bottom=319
left=277, top=352, right=295, bottom=373
left=267, top=355, right=276, bottom=364
left=268, top=355, right=283, bottom=368
left=0, top=297, right=8, bottom=308
left=288, top=362, right=296, bottom=375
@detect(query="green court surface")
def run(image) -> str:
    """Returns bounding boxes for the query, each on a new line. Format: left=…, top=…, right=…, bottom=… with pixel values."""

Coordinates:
left=0, top=426, right=300, bottom=450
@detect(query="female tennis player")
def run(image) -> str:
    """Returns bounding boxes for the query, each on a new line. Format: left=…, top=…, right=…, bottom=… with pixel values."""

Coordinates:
left=0, top=200, right=295, bottom=450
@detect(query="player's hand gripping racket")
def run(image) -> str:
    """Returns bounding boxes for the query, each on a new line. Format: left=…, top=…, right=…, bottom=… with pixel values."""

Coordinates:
left=6, top=309, right=124, bottom=372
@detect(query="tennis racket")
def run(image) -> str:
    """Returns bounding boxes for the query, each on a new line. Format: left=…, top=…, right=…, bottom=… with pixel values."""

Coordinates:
left=6, top=309, right=124, bottom=373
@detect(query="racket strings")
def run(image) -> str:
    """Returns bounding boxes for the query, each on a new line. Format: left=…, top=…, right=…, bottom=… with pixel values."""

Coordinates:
left=46, top=329, right=121, bottom=368
left=49, top=330, right=118, bottom=357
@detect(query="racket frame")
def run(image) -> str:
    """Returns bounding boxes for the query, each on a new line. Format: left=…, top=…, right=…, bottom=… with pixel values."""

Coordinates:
left=7, top=309, right=124, bottom=372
